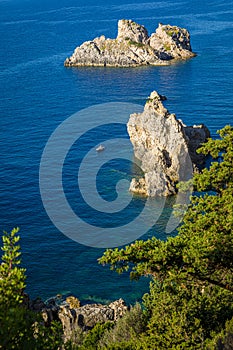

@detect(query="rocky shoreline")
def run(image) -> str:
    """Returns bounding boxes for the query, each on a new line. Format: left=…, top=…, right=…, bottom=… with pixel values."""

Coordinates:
left=28, top=295, right=128, bottom=343
left=64, top=19, right=196, bottom=67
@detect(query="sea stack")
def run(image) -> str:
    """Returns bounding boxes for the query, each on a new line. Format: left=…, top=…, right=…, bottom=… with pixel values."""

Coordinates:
left=127, top=91, right=210, bottom=196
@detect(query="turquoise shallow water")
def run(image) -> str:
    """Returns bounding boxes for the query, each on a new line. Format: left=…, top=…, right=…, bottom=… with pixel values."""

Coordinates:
left=0, top=0, right=233, bottom=303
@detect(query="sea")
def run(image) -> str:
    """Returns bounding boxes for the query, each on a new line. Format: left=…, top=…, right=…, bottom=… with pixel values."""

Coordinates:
left=0, top=0, right=233, bottom=304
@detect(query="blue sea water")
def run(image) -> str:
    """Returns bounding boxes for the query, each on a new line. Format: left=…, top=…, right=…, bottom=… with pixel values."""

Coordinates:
left=0, top=0, right=233, bottom=303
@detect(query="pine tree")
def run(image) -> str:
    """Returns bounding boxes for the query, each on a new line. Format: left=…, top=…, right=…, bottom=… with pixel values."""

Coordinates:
left=99, top=125, right=233, bottom=349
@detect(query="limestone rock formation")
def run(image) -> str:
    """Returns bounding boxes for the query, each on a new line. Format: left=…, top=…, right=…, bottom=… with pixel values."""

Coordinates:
left=117, top=19, right=149, bottom=44
left=127, top=91, right=210, bottom=196
left=58, top=303, right=115, bottom=340
left=149, top=23, right=194, bottom=59
left=64, top=20, right=196, bottom=67
left=38, top=297, right=128, bottom=342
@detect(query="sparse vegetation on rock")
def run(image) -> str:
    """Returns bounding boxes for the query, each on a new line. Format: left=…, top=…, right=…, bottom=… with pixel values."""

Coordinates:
left=64, top=20, right=196, bottom=67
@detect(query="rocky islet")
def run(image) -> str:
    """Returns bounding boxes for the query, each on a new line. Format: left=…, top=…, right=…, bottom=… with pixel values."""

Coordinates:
left=64, top=19, right=196, bottom=67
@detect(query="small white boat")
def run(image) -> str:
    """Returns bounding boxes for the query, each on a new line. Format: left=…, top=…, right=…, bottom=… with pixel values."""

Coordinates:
left=96, top=144, right=105, bottom=152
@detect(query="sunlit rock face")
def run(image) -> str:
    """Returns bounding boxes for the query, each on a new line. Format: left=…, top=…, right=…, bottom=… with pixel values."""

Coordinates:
left=64, top=20, right=196, bottom=67
left=127, top=91, right=210, bottom=196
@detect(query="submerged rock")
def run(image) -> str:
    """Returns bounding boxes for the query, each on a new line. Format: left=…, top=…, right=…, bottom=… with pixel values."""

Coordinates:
left=64, top=19, right=196, bottom=67
left=127, top=91, right=210, bottom=196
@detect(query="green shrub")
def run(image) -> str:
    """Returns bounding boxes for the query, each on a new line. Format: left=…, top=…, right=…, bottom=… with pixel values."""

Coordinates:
left=166, top=28, right=179, bottom=37
left=163, top=43, right=171, bottom=51
left=206, top=317, right=233, bottom=349
left=99, top=303, right=146, bottom=349
left=127, top=40, right=145, bottom=48
left=0, top=228, right=63, bottom=350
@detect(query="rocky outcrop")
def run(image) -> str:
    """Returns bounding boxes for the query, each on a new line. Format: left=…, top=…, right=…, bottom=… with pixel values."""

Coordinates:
left=64, top=20, right=196, bottom=67
left=117, top=19, right=149, bottom=44
left=30, top=296, right=128, bottom=342
left=149, top=23, right=194, bottom=59
left=59, top=298, right=128, bottom=340
left=183, top=124, right=210, bottom=167
left=127, top=91, right=210, bottom=196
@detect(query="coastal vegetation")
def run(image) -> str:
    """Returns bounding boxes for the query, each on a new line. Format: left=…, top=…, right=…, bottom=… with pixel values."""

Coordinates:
left=127, top=39, right=145, bottom=48
left=0, top=126, right=232, bottom=348
left=163, top=43, right=171, bottom=51
left=99, top=125, right=233, bottom=349
left=0, top=228, right=63, bottom=349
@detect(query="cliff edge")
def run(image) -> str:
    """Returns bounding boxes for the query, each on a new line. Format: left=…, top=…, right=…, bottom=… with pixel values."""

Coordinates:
left=64, top=20, right=196, bottom=67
